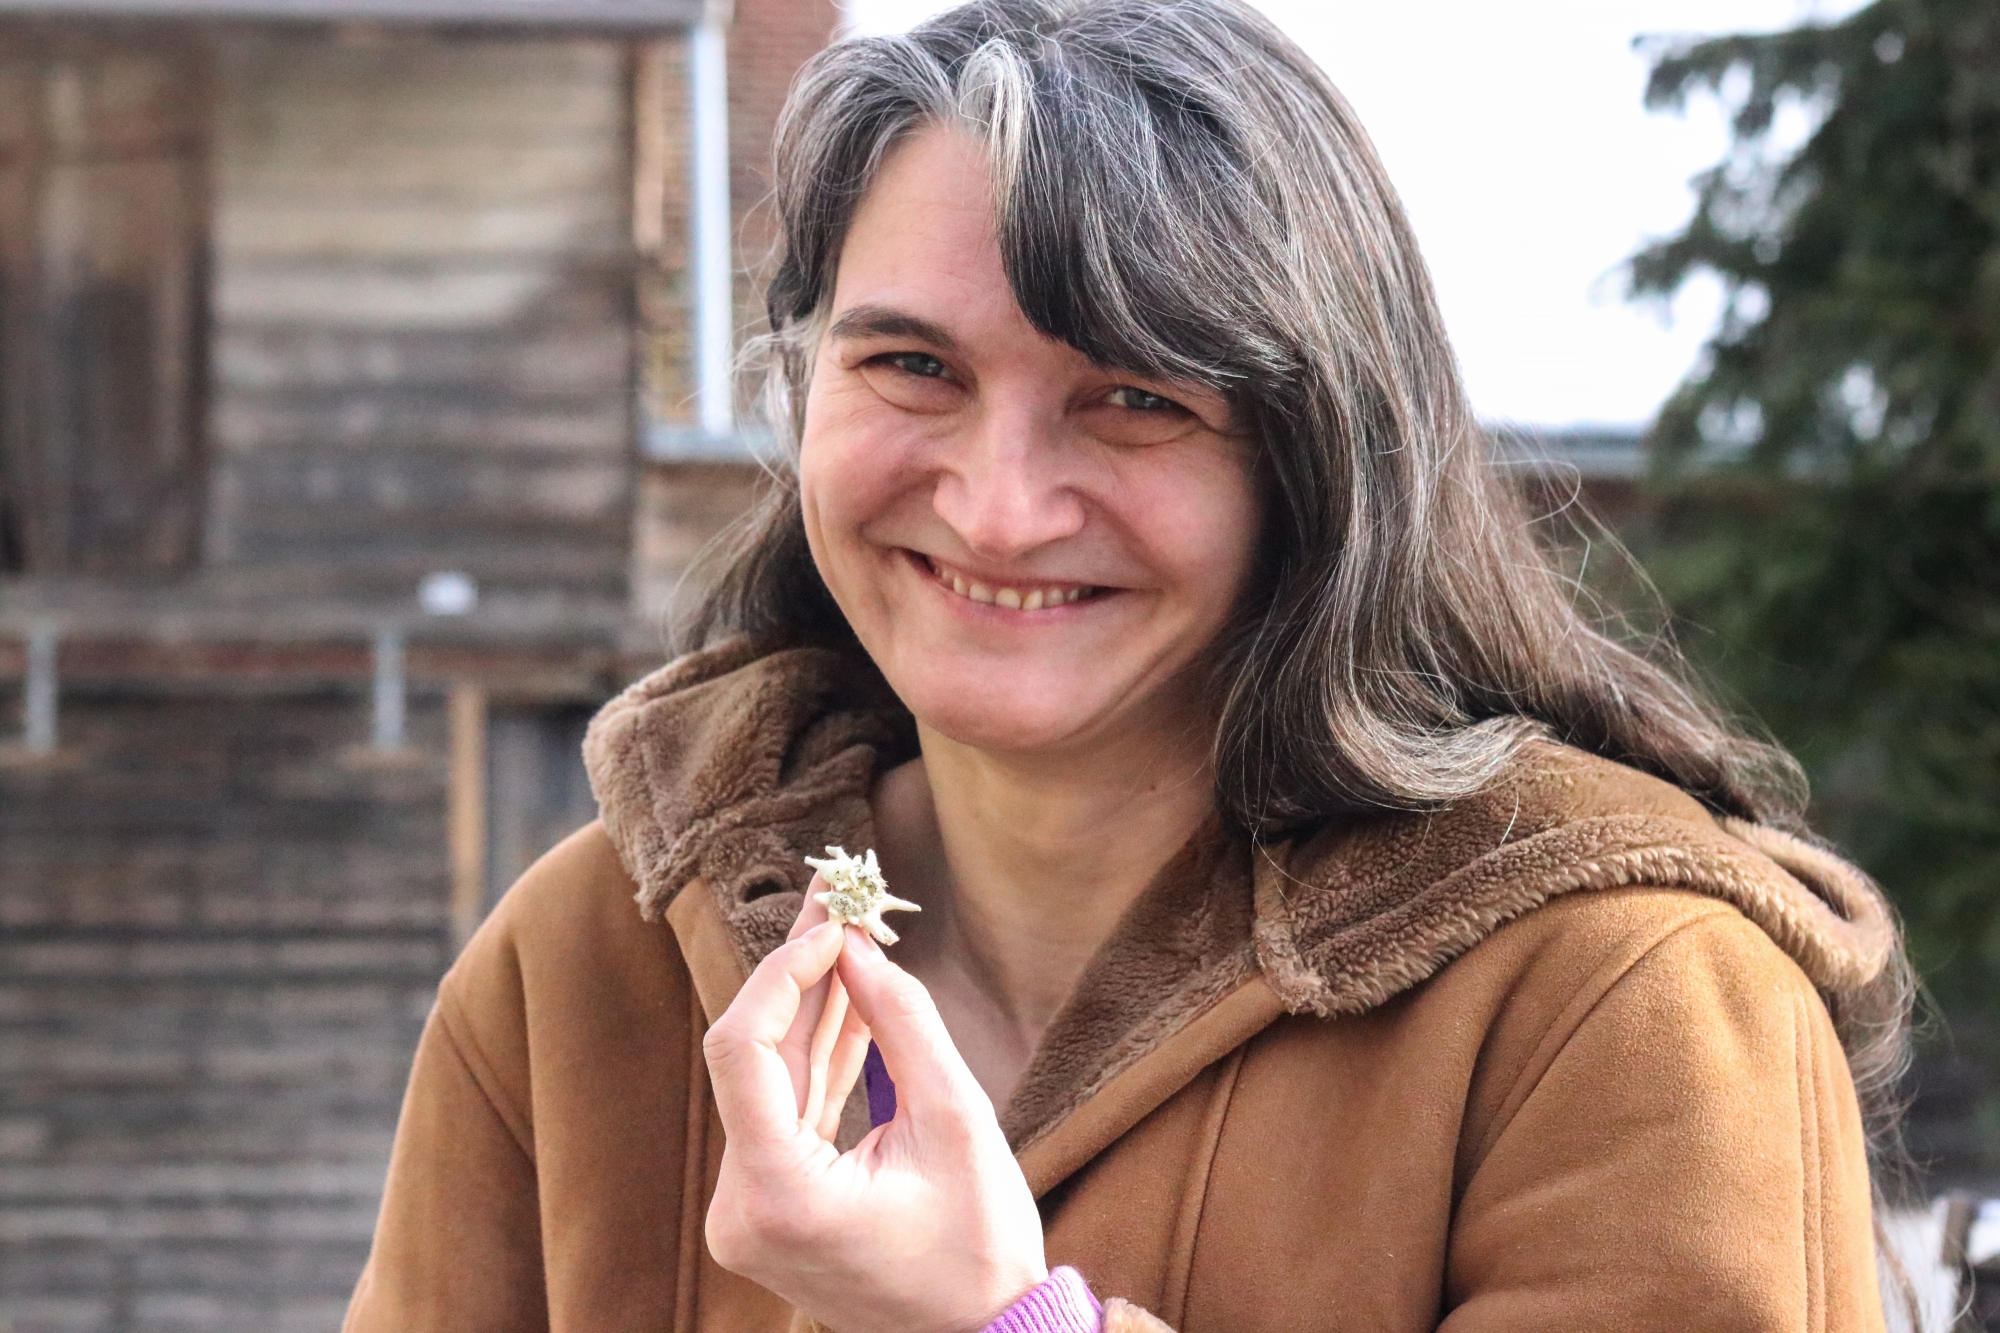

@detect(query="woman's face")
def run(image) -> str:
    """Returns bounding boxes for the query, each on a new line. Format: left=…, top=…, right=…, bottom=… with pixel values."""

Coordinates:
left=798, top=126, right=1260, bottom=759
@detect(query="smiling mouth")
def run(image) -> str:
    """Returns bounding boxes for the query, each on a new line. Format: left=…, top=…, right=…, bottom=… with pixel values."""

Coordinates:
left=915, top=554, right=1104, bottom=611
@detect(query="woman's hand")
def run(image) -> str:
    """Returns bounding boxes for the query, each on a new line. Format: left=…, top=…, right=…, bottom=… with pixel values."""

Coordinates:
left=702, top=882, right=1048, bottom=1333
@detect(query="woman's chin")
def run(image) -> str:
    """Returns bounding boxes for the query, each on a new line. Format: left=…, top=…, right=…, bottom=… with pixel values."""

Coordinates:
left=865, top=632, right=1189, bottom=758
left=896, top=680, right=1113, bottom=757
left=914, top=707, right=1098, bottom=756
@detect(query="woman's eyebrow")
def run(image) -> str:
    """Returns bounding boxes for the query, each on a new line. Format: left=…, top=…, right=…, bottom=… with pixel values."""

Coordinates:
left=827, top=304, right=962, bottom=354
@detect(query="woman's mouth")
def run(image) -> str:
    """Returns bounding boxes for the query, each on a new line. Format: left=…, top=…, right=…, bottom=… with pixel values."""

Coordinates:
left=915, top=553, right=1103, bottom=611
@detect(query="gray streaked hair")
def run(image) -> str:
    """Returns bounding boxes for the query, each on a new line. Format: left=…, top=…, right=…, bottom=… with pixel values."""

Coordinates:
left=708, top=0, right=1781, bottom=828
left=693, top=0, right=1911, bottom=1221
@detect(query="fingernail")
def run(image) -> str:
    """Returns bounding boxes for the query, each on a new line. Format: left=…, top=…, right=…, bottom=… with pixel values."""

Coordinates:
left=811, top=921, right=839, bottom=943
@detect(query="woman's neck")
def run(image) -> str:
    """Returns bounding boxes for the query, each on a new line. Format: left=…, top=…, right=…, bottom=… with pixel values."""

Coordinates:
left=870, top=712, right=1218, bottom=1110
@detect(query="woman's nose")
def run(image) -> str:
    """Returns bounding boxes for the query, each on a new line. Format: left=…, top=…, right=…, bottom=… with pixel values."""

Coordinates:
left=929, top=403, right=1086, bottom=561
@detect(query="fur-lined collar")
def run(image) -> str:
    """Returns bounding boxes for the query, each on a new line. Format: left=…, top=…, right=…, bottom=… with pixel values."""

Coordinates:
left=584, top=641, right=1895, bottom=1150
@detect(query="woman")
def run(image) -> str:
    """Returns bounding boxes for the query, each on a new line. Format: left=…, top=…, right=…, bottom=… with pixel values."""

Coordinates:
left=345, top=2, right=1911, bottom=1330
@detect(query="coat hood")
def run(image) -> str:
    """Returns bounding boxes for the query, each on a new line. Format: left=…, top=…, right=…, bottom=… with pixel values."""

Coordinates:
left=583, top=641, right=1897, bottom=1150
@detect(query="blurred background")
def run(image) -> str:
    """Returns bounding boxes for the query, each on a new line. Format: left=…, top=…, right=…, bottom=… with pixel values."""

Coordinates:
left=0, top=0, right=1993, bottom=1328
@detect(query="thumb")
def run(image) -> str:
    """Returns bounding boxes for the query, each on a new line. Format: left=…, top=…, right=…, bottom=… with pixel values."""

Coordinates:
left=834, top=928, right=987, bottom=1121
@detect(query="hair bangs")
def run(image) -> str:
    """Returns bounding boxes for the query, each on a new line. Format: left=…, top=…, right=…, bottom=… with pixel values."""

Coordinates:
left=989, top=23, right=1295, bottom=395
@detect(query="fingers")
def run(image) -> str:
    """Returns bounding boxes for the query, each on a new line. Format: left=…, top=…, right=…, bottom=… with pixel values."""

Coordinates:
left=705, top=921, right=846, bottom=1151
left=780, top=876, right=839, bottom=1114
left=835, top=927, right=985, bottom=1120
left=787, top=875, right=832, bottom=941
left=815, top=999, right=873, bottom=1142
left=799, top=973, right=849, bottom=1131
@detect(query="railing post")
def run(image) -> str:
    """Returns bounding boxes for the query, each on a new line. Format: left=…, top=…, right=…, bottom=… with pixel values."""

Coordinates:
left=371, top=626, right=406, bottom=754
left=23, top=620, right=58, bottom=755
left=448, top=682, right=488, bottom=954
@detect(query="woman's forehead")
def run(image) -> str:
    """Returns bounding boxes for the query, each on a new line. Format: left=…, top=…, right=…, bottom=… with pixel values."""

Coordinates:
left=838, top=128, right=1002, bottom=292
left=829, top=129, right=1038, bottom=348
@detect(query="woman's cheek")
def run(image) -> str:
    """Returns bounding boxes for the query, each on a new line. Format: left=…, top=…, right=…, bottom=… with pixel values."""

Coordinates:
left=799, top=394, right=937, bottom=624
left=1112, top=445, right=1260, bottom=612
left=800, top=385, right=885, bottom=531
left=805, top=373, right=920, bottom=473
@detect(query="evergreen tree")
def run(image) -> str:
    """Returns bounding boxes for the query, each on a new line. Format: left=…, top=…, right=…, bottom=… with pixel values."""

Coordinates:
left=1629, top=0, right=2000, bottom=1022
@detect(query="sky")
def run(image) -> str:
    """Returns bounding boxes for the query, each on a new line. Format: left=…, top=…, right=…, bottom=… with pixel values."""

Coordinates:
left=835, top=0, right=1868, bottom=431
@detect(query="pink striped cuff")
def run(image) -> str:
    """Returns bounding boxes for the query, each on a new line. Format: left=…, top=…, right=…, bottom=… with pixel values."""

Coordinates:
left=983, top=1267, right=1100, bottom=1333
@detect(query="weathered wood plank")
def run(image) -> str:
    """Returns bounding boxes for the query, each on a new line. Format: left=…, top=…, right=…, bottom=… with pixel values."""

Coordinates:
left=212, top=324, right=630, bottom=396
left=215, top=39, right=623, bottom=185
left=0, top=685, right=453, bottom=1330
left=632, top=459, right=766, bottom=626
left=0, top=50, right=35, bottom=150
left=217, top=198, right=627, bottom=262
left=203, top=29, right=634, bottom=598
left=33, top=155, right=208, bottom=570
left=220, top=447, right=630, bottom=519
left=213, top=528, right=629, bottom=593
left=213, top=259, right=627, bottom=330
left=0, top=8, right=840, bottom=1329
left=0, top=146, right=36, bottom=574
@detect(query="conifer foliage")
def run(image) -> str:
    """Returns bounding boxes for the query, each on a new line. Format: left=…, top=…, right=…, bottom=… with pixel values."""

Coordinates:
left=1630, top=0, right=2000, bottom=1010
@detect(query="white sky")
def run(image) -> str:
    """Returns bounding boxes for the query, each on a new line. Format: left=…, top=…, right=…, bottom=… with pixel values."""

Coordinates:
left=836, top=0, right=1866, bottom=430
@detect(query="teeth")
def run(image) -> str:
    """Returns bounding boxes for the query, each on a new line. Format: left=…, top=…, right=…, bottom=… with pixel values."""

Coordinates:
left=930, top=559, right=1091, bottom=610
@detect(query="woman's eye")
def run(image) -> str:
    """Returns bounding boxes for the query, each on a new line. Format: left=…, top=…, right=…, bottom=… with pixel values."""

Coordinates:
left=880, top=352, right=948, bottom=379
left=1106, top=386, right=1181, bottom=412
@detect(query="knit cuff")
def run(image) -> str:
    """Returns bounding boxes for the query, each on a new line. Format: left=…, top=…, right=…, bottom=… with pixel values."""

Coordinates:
left=983, top=1266, right=1101, bottom=1333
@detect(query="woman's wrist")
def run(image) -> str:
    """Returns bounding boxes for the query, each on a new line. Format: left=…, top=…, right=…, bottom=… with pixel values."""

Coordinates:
left=981, top=1267, right=1100, bottom=1333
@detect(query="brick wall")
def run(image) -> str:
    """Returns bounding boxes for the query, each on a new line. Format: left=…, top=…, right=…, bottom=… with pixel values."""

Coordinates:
left=729, top=0, right=841, bottom=292
left=632, top=459, right=769, bottom=637
left=633, top=0, right=838, bottom=440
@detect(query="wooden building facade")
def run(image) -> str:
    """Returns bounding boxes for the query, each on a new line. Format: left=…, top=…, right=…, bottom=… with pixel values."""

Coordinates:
left=0, top=1, right=827, bottom=1328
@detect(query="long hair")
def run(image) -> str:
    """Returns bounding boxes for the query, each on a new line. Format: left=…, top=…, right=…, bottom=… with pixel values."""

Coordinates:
left=691, top=0, right=1914, bottom=1234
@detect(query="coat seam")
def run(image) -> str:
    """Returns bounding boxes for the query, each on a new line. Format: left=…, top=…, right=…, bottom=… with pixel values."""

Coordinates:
left=433, top=982, right=535, bottom=1162
left=1467, top=900, right=1737, bottom=1173
left=675, top=978, right=711, bottom=1333
left=1161, top=1045, right=1247, bottom=1328
left=1796, top=990, right=1827, bottom=1333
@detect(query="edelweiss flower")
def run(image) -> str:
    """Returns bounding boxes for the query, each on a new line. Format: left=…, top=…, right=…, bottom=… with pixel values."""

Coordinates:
left=803, top=846, right=922, bottom=946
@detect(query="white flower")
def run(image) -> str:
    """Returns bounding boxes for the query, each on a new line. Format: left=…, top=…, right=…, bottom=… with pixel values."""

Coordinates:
left=803, top=846, right=922, bottom=946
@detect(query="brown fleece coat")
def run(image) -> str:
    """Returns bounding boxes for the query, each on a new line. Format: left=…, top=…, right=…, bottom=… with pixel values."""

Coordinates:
left=345, top=642, right=1898, bottom=1333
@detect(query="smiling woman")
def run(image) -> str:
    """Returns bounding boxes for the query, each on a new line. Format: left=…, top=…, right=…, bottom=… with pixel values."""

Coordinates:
left=797, top=126, right=1259, bottom=772
left=345, top=3, right=1915, bottom=1331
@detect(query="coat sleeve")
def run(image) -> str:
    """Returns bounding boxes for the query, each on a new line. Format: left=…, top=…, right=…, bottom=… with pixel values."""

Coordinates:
left=342, top=988, right=550, bottom=1333
left=1440, top=909, right=1885, bottom=1333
